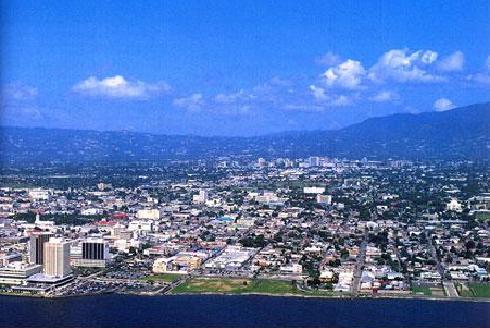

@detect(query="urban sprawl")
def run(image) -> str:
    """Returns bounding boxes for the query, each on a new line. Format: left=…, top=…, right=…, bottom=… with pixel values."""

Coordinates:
left=0, top=157, right=489, bottom=299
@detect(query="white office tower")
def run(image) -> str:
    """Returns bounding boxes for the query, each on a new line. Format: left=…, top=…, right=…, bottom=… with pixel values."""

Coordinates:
left=43, top=238, right=72, bottom=278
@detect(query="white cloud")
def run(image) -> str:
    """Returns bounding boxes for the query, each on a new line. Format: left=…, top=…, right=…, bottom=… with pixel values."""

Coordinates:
left=433, top=98, right=455, bottom=111
left=420, top=50, right=439, bottom=64
left=173, top=93, right=204, bottom=111
left=316, top=51, right=341, bottom=66
left=323, top=59, right=366, bottom=89
left=467, top=73, right=490, bottom=85
left=369, top=91, right=399, bottom=102
left=309, top=85, right=328, bottom=100
left=465, top=56, right=490, bottom=85
left=330, top=95, right=352, bottom=107
left=72, top=75, right=171, bottom=99
left=214, top=91, right=250, bottom=104
left=437, top=51, right=464, bottom=72
left=2, top=83, right=38, bottom=100
left=368, top=49, right=443, bottom=83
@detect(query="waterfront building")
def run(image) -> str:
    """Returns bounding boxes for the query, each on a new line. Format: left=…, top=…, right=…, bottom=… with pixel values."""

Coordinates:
left=72, top=239, right=110, bottom=268
left=43, top=238, right=71, bottom=278
left=0, top=262, right=42, bottom=285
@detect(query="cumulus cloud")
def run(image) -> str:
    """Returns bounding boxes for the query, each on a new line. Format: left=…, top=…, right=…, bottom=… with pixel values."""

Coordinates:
left=316, top=51, right=342, bottom=66
left=321, top=49, right=445, bottom=89
left=173, top=93, right=204, bottom=111
left=72, top=75, right=171, bottom=99
left=433, top=98, right=455, bottom=111
left=437, top=51, right=464, bottom=72
left=368, top=49, right=443, bottom=83
left=323, top=59, right=366, bottom=89
left=369, top=91, right=399, bottom=102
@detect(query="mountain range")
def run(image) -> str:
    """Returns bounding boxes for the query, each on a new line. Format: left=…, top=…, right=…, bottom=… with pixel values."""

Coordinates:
left=1, top=102, right=488, bottom=165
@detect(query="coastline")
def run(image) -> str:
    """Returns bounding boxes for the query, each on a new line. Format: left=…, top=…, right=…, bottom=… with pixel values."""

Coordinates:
left=2, top=289, right=489, bottom=303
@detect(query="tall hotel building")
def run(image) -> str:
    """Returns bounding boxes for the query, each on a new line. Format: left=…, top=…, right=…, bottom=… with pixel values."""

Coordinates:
left=43, top=238, right=72, bottom=278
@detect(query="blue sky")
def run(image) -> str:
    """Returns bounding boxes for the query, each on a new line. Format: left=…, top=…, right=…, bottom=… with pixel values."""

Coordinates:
left=1, top=1, right=490, bottom=136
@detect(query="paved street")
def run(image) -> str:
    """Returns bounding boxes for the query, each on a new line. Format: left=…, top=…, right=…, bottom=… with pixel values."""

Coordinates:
left=443, top=281, right=459, bottom=298
left=351, top=238, right=367, bottom=296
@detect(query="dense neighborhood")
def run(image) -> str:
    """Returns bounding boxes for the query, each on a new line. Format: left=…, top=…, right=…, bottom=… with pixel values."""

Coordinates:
left=0, top=157, right=489, bottom=299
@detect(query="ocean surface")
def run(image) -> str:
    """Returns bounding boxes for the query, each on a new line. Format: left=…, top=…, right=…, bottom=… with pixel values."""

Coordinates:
left=0, top=294, right=488, bottom=328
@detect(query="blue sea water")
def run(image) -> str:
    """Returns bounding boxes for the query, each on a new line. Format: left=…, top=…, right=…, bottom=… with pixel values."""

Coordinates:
left=0, top=294, right=488, bottom=328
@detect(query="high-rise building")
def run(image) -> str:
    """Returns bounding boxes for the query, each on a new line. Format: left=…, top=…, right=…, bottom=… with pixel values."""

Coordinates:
left=43, top=238, right=71, bottom=278
left=72, top=239, right=110, bottom=268
left=28, top=232, right=53, bottom=265
left=82, top=240, right=108, bottom=260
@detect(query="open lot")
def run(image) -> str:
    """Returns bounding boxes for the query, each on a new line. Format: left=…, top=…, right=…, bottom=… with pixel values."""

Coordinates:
left=171, top=278, right=298, bottom=294
left=140, top=273, right=184, bottom=283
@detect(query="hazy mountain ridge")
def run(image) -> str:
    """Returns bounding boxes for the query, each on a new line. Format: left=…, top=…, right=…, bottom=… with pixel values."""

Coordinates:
left=1, top=103, right=488, bottom=165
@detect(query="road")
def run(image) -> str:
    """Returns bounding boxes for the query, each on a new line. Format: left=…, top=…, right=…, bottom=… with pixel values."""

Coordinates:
left=443, top=281, right=459, bottom=297
left=351, top=237, right=367, bottom=296
left=426, top=231, right=445, bottom=278
left=426, top=231, right=460, bottom=297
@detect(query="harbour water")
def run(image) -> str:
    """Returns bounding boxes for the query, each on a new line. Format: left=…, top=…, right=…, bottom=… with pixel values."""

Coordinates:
left=0, top=294, right=488, bottom=328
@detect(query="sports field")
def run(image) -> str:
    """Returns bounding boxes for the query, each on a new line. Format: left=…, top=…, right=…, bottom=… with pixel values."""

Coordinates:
left=171, top=278, right=298, bottom=294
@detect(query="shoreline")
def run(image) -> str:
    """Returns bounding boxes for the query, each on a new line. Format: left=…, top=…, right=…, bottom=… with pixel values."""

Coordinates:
left=1, top=290, right=489, bottom=303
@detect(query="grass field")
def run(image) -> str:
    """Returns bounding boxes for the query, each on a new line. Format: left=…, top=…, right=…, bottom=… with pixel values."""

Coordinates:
left=172, top=278, right=344, bottom=296
left=469, top=283, right=490, bottom=297
left=411, top=285, right=433, bottom=296
left=171, top=278, right=299, bottom=294
left=457, top=283, right=490, bottom=298
left=140, top=273, right=184, bottom=283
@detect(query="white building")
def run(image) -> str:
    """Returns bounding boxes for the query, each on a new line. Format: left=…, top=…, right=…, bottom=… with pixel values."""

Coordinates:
left=447, top=198, right=463, bottom=212
left=0, top=262, right=42, bottom=285
left=43, top=238, right=72, bottom=278
left=128, top=220, right=154, bottom=232
left=303, top=186, right=326, bottom=194
left=136, top=208, right=161, bottom=220
left=316, top=194, right=332, bottom=205
left=192, top=190, right=209, bottom=205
